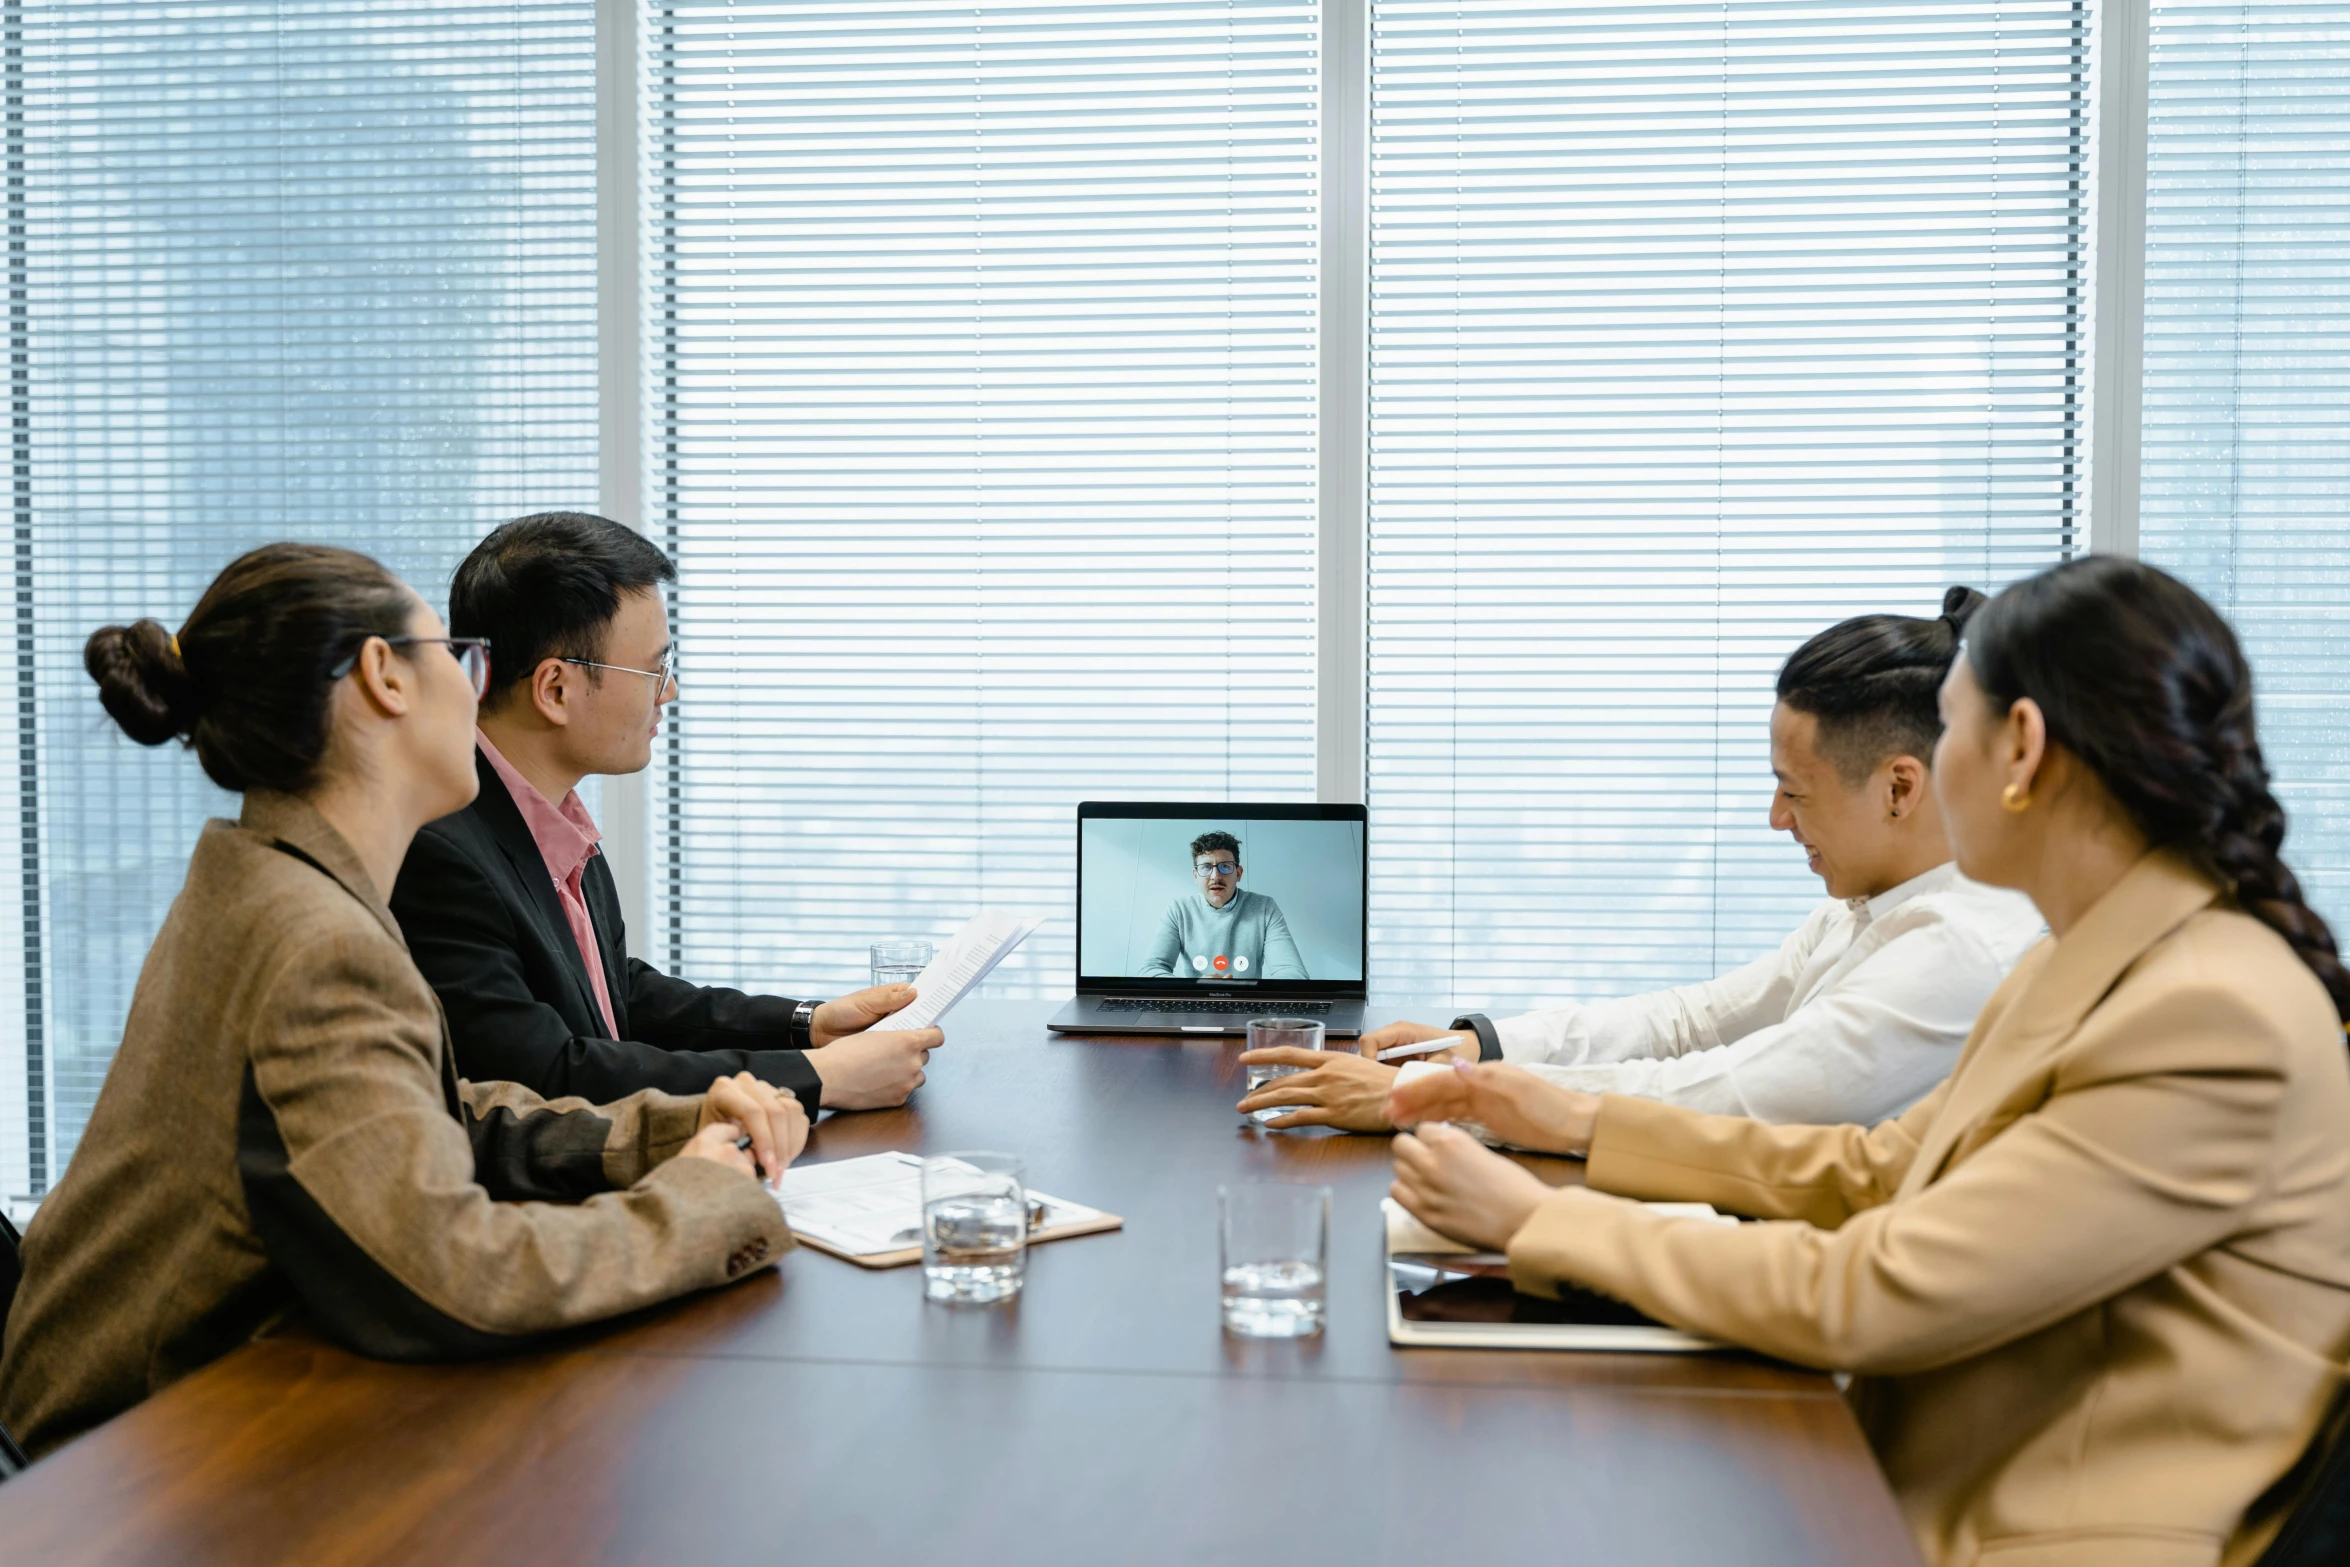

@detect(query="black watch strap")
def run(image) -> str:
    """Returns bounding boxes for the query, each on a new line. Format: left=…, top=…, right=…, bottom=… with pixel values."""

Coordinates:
left=789, top=998, right=819, bottom=1050
left=1450, top=1013, right=1504, bottom=1062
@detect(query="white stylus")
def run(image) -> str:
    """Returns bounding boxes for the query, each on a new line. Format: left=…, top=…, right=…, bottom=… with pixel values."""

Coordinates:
left=1375, top=1037, right=1469, bottom=1063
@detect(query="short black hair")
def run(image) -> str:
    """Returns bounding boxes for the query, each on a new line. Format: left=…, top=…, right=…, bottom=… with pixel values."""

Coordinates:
left=1776, top=586, right=1989, bottom=783
left=451, top=512, right=676, bottom=708
left=1190, top=831, right=1240, bottom=863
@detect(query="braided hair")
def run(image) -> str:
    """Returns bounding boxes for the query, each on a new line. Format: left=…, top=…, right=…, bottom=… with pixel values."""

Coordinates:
left=1964, top=555, right=2350, bottom=1029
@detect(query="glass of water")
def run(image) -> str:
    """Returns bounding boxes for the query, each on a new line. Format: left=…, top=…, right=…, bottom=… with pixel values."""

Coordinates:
left=1242, top=1017, right=1326, bottom=1124
left=921, top=1152, right=1026, bottom=1304
left=871, top=939, right=933, bottom=990
left=1219, top=1182, right=1331, bottom=1337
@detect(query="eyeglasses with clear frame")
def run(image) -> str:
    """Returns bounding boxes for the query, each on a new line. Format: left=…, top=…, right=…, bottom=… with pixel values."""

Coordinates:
left=560, top=647, right=679, bottom=699
left=328, top=636, right=492, bottom=702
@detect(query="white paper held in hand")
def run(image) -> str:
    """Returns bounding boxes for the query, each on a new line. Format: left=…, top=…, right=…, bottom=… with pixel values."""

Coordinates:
left=884, top=911, right=1044, bottom=1031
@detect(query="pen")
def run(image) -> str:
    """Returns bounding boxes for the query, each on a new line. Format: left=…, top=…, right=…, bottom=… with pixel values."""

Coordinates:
left=735, top=1133, right=785, bottom=1193
left=1375, top=1037, right=1468, bottom=1063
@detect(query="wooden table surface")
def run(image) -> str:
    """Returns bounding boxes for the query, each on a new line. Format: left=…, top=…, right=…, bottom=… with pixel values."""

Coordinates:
left=0, top=1001, right=1922, bottom=1565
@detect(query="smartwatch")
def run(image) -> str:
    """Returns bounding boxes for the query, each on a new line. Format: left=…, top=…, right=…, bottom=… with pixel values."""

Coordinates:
left=1449, top=1013, right=1504, bottom=1062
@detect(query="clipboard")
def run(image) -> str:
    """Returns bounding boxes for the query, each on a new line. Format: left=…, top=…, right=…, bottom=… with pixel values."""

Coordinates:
left=773, top=1151, right=1124, bottom=1270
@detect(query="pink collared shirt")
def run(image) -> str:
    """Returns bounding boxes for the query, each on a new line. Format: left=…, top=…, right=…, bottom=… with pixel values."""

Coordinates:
left=476, top=732, right=620, bottom=1037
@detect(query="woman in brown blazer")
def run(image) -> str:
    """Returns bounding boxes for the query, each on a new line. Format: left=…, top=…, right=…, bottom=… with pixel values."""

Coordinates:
left=1386, top=556, right=2350, bottom=1567
left=0, top=545, right=809, bottom=1459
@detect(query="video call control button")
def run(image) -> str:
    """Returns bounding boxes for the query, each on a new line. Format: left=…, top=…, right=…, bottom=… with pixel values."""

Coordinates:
left=1212, top=955, right=1229, bottom=972
left=1233, top=955, right=1249, bottom=973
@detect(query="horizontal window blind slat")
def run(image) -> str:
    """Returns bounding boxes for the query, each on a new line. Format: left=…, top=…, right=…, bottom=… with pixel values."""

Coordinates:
left=651, top=0, right=1321, bottom=995
left=2139, top=1, right=2350, bottom=932
left=2, top=0, right=596, bottom=1200
left=1365, top=0, right=2087, bottom=1006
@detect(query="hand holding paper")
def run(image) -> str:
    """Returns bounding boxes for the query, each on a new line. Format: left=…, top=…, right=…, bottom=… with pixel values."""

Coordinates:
left=885, top=912, right=1044, bottom=1032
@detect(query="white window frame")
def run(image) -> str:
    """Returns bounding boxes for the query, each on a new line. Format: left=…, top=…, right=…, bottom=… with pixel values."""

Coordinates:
left=2090, top=0, right=2151, bottom=559
left=597, top=0, right=649, bottom=939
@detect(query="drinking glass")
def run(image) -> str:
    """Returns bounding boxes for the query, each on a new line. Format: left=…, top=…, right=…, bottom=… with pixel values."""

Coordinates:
left=921, top=1152, right=1026, bottom=1304
left=1218, top=1182, right=1331, bottom=1337
left=1242, top=1017, right=1326, bottom=1124
left=871, top=939, right=934, bottom=990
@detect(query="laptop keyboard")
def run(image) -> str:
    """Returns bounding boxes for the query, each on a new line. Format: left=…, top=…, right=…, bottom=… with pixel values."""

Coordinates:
left=1097, top=997, right=1333, bottom=1016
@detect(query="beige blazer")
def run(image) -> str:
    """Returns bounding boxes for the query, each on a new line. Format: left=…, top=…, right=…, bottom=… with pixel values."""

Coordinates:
left=0, top=793, right=791, bottom=1458
left=1507, top=851, right=2350, bottom=1567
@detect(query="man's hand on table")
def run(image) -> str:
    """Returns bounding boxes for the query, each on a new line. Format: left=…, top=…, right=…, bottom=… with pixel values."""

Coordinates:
left=1384, top=1060, right=1600, bottom=1157
left=680, top=1070, right=810, bottom=1182
left=1389, top=1121, right=1555, bottom=1253
left=1234, top=1048, right=1404, bottom=1131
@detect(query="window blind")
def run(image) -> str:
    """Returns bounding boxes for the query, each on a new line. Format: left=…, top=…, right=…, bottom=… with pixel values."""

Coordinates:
left=646, top=1, right=1322, bottom=996
left=1363, top=1, right=2089, bottom=1010
left=2, top=1, right=596, bottom=1205
left=2140, top=1, right=2349, bottom=930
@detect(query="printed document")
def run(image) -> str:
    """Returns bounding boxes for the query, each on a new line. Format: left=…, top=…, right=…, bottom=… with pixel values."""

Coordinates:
left=772, top=1151, right=1111, bottom=1261
left=886, top=911, right=1043, bottom=1031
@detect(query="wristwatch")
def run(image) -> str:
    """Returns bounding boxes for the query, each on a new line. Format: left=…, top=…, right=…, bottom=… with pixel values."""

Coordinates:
left=789, top=997, right=819, bottom=1049
left=1449, top=1013, right=1504, bottom=1062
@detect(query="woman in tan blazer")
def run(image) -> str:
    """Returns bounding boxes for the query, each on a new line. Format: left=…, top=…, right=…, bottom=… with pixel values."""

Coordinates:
left=1386, top=556, right=2350, bottom=1567
left=0, top=545, right=810, bottom=1459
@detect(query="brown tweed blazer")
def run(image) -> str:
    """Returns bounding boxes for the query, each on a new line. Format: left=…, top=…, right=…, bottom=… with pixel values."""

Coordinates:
left=0, top=792, right=791, bottom=1459
left=1504, top=851, right=2350, bottom=1567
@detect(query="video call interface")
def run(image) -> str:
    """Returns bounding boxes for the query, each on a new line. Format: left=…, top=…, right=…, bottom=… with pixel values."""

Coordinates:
left=1078, top=815, right=1366, bottom=984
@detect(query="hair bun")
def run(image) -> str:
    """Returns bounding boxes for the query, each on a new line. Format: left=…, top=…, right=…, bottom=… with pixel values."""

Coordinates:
left=84, top=618, right=197, bottom=746
left=1940, top=585, right=1990, bottom=634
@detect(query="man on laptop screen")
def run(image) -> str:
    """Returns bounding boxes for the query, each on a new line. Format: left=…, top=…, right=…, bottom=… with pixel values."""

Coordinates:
left=1138, top=831, right=1308, bottom=981
left=1050, top=804, right=1367, bottom=1035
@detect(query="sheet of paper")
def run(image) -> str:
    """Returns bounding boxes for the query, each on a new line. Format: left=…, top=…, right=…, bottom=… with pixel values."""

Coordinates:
left=773, top=1152, right=931, bottom=1255
left=884, top=911, right=1043, bottom=1031
left=1382, top=1197, right=1492, bottom=1258
left=771, top=1150, right=1105, bottom=1259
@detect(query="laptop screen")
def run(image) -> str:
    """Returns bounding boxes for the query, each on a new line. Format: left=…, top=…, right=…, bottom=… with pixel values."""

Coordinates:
left=1077, top=806, right=1366, bottom=987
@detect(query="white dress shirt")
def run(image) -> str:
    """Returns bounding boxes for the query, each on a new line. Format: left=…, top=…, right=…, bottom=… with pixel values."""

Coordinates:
left=1491, top=862, right=2046, bottom=1125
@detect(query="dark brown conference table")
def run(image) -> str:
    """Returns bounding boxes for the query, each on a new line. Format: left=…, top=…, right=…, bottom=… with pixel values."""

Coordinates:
left=0, top=1000, right=1922, bottom=1564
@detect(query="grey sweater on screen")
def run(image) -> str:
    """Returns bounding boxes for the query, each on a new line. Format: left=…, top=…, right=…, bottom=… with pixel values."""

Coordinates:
left=1137, top=888, right=1308, bottom=980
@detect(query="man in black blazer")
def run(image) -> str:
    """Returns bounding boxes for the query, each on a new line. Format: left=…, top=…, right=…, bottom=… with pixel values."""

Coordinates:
left=390, top=512, right=939, bottom=1115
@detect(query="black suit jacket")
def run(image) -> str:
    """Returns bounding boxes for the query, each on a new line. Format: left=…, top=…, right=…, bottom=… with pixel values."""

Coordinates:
left=389, top=752, right=823, bottom=1115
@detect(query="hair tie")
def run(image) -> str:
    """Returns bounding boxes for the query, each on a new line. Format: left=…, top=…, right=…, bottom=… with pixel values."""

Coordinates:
left=168, top=632, right=181, bottom=658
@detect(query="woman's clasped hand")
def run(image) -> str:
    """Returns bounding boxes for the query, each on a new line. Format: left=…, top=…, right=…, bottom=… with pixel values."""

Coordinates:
left=682, top=1070, right=811, bottom=1184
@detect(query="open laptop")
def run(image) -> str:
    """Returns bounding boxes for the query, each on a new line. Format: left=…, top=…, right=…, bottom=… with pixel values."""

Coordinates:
left=1047, top=801, right=1369, bottom=1037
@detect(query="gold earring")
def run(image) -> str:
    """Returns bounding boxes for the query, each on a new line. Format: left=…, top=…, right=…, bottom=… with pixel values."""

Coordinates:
left=2001, top=783, right=2032, bottom=814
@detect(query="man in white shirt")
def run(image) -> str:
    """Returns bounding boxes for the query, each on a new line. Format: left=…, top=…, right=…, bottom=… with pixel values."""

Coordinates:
left=1237, top=587, right=2045, bottom=1132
